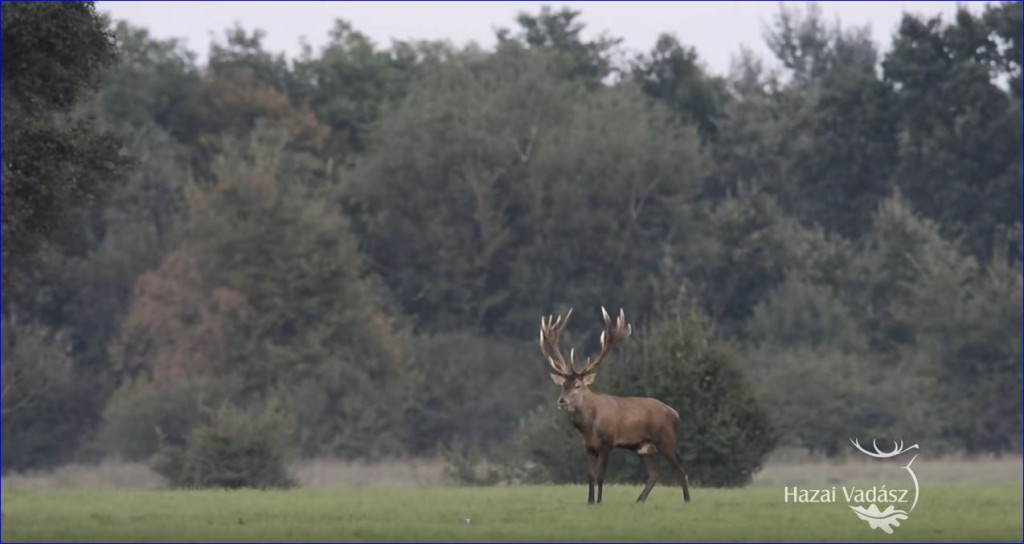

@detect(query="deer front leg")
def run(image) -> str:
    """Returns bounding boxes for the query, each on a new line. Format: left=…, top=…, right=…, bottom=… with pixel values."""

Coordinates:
left=595, top=447, right=611, bottom=504
left=586, top=448, right=598, bottom=504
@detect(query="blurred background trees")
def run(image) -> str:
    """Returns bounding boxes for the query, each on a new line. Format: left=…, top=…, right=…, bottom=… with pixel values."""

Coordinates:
left=3, top=1, right=1020, bottom=486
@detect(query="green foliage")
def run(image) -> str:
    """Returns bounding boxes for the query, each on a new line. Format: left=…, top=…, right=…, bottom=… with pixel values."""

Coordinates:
left=175, top=130, right=408, bottom=458
left=99, top=22, right=198, bottom=131
left=3, top=3, right=1019, bottom=471
left=883, top=7, right=1021, bottom=258
left=2, top=2, right=116, bottom=111
left=403, top=334, right=546, bottom=454
left=98, top=376, right=242, bottom=461
left=152, top=404, right=295, bottom=489
left=496, top=6, right=620, bottom=86
left=1, top=317, right=75, bottom=471
left=855, top=191, right=976, bottom=351
left=207, top=26, right=292, bottom=92
left=291, top=20, right=419, bottom=157
left=908, top=251, right=1023, bottom=453
left=1, top=2, right=128, bottom=292
left=502, top=406, right=589, bottom=484
left=747, top=347, right=932, bottom=455
left=632, top=34, right=727, bottom=142
left=748, top=278, right=866, bottom=353
left=349, top=47, right=704, bottom=335
left=685, top=188, right=792, bottom=330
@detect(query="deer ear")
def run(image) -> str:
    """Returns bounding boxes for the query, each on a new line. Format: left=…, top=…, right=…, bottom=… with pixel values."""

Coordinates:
left=549, top=373, right=566, bottom=385
left=581, top=373, right=596, bottom=386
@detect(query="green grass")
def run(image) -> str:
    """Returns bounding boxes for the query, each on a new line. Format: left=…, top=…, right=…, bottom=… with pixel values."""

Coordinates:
left=2, top=484, right=1020, bottom=542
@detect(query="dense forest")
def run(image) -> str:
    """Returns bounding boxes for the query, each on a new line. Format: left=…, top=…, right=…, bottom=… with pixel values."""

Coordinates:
left=2, top=2, right=1021, bottom=485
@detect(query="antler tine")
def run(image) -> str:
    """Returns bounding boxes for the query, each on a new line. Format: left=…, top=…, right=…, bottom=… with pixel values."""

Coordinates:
left=539, top=308, right=575, bottom=376
left=539, top=317, right=568, bottom=376
left=579, top=307, right=632, bottom=376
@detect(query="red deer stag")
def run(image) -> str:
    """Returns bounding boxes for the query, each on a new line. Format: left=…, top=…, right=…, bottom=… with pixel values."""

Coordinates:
left=539, top=307, right=691, bottom=504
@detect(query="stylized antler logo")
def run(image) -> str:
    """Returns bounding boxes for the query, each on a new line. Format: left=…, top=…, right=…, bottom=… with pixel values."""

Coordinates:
left=848, top=438, right=921, bottom=535
left=850, top=438, right=919, bottom=459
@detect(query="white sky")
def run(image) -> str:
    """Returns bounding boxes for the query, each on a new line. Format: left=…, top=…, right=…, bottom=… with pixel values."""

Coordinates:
left=98, top=1, right=990, bottom=76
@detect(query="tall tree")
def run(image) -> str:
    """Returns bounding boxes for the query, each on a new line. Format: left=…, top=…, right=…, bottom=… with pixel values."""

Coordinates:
left=631, top=34, right=727, bottom=143
left=756, top=4, right=899, bottom=237
left=291, top=20, right=421, bottom=159
left=884, top=8, right=1021, bottom=258
left=113, top=129, right=410, bottom=456
left=346, top=48, right=704, bottom=336
left=496, top=6, right=621, bottom=86
left=2, top=2, right=127, bottom=292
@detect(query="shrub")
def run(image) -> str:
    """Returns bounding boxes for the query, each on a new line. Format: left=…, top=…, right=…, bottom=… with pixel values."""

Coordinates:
left=98, top=376, right=241, bottom=461
left=152, top=403, right=295, bottom=489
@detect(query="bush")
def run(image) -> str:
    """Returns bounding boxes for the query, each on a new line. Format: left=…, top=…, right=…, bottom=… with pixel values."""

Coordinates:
left=152, top=403, right=295, bottom=489
left=500, top=315, right=776, bottom=487
left=98, top=376, right=241, bottom=461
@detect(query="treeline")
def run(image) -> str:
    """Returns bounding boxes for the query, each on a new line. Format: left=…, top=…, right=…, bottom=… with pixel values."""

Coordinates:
left=2, top=2, right=1020, bottom=482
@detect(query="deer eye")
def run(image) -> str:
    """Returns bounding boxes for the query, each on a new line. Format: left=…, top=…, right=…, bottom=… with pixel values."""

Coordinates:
left=574, top=382, right=581, bottom=390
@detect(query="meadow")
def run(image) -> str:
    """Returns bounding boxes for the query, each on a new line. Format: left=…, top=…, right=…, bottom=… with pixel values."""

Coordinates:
left=2, top=458, right=1021, bottom=542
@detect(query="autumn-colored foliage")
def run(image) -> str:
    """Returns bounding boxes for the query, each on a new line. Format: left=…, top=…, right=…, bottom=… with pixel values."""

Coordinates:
left=110, top=250, right=251, bottom=384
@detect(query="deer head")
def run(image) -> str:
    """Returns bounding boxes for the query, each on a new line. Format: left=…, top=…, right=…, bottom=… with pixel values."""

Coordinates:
left=539, top=307, right=632, bottom=411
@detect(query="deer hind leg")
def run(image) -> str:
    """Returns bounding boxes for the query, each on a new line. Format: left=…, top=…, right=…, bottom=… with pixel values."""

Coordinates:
left=660, top=447, right=692, bottom=503
left=636, top=449, right=660, bottom=503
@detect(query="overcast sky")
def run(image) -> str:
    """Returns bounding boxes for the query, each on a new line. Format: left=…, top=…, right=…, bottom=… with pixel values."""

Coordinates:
left=98, top=1, right=989, bottom=76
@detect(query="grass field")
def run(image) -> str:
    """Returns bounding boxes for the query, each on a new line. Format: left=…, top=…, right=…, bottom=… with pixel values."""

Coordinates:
left=2, top=484, right=1021, bottom=542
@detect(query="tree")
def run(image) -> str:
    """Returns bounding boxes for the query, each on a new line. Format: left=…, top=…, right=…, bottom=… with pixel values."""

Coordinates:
left=984, top=1, right=1022, bottom=100
left=2, top=1, right=127, bottom=292
left=496, top=6, right=621, bottom=86
left=748, top=4, right=900, bottom=236
left=207, top=26, right=293, bottom=92
left=109, top=251, right=252, bottom=383
left=98, top=21, right=199, bottom=132
left=402, top=333, right=546, bottom=454
left=347, top=47, right=704, bottom=336
left=883, top=8, right=1021, bottom=258
left=112, top=129, right=411, bottom=457
left=632, top=34, right=727, bottom=142
left=291, top=20, right=421, bottom=159
left=1, top=317, right=72, bottom=419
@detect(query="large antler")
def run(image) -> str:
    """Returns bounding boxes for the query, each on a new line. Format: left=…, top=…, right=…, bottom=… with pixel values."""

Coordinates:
left=539, top=308, right=575, bottom=377
left=577, top=307, right=631, bottom=376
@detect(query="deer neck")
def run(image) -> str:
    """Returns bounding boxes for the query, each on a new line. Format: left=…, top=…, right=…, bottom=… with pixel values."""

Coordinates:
left=567, top=389, right=601, bottom=433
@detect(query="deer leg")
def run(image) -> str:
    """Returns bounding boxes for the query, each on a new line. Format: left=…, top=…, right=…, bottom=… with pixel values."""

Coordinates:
left=586, top=449, right=598, bottom=504
left=662, top=449, right=692, bottom=502
left=595, top=448, right=611, bottom=504
left=636, top=453, right=660, bottom=503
